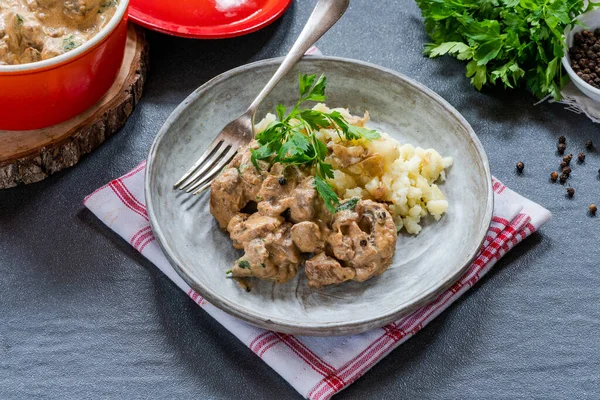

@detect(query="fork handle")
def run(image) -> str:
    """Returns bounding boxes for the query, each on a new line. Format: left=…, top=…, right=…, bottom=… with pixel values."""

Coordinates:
left=247, top=0, right=350, bottom=119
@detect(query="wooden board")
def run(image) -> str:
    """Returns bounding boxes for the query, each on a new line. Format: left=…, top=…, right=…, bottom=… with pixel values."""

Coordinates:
left=0, top=25, right=148, bottom=189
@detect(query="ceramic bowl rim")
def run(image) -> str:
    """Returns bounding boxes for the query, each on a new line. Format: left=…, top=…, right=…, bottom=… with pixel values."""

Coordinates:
left=145, top=56, right=494, bottom=335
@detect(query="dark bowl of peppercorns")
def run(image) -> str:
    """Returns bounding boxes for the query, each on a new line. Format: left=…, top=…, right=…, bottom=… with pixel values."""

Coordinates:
left=563, top=11, right=600, bottom=102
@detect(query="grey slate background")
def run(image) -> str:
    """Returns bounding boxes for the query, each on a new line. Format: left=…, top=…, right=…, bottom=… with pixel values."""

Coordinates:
left=1, top=0, right=600, bottom=398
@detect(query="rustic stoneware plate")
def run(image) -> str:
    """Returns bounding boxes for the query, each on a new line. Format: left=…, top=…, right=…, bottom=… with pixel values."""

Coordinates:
left=146, top=57, right=493, bottom=336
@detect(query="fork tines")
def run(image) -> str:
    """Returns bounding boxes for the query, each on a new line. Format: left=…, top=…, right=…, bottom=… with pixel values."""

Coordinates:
left=174, top=139, right=238, bottom=194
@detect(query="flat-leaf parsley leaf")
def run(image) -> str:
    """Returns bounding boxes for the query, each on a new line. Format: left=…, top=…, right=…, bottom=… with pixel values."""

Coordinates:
left=251, top=74, right=382, bottom=213
left=415, top=0, right=594, bottom=100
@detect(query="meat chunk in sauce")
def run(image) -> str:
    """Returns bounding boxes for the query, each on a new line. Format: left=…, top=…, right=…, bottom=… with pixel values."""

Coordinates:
left=229, top=217, right=300, bottom=284
left=257, top=163, right=317, bottom=223
left=324, top=200, right=397, bottom=283
left=290, top=221, right=322, bottom=253
left=305, top=253, right=356, bottom=288
left=210, top=168, right=246, bottom=230
left=210, top=143, right=398, bottom=288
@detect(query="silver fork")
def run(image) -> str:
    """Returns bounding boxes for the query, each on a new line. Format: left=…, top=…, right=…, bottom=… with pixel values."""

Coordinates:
left=174, top=0, right=350, bottom=195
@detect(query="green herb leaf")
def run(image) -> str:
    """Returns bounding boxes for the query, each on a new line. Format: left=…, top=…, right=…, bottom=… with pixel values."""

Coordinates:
left=299, top=73, right=316, bottom=97
left=347, top=125, right=381, bottom=141
left=276, top=104, right=286, bottom=121
left=319, top=161, right=334, bottom=180
left=474, top=39, right=503, bottom=66
left=314, top=176, right=339, bottom=214
left=299, top=109, right=330, bottom=129
left=62, top=35, right=79, bottom=51
left=238, top=260, right=251, bottom=269
left=255, top=121, right=284, bottom=145
left=250, top=144, right=273, bottom=169
left=254, top=74, right=383, bottom=212
left=16, top=14, right=24, bottom=25
left=304, top=74, right=327, bottom=102
left=426, top=41, right=472, bottom=59
left=336, top=197, right=360, bottom=212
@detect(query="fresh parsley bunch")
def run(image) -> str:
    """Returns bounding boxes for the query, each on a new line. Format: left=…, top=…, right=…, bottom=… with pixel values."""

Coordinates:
left=251, top=73, right=380, bottom=213
left=416, top=0, right=592, bottom=99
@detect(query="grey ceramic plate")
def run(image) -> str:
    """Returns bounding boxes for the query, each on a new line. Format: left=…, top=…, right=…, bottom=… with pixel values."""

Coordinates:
left=145, top=56, right=493, bottom=336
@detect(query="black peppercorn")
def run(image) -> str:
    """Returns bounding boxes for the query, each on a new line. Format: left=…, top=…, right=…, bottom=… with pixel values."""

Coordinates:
left=557, top=143, right=567, bottom=154
left=558, top=135, right=566, bottom=144
left=562, top=167, right=572, bottom=175
left=563, top=154, right=573, bottom=164
left=550, top=171, right=559, bottom=182
left=360, top=239, right=368, bottom=247
left=279, top=177, right=287, bottom=185
left=567, top=187, right=575, bottom=198
left=585, top=140, right=594, bottom=150
left=570, top=33, right=600, bottom=89
left=560, top=173, right=569, bottom=184
left=590, top=204, right=598, bottom=216
left=516, top=161, right=524, bottom=173
left=578, top=152, right=586, bottom=162
left=560, top=161, right=568, bottom=170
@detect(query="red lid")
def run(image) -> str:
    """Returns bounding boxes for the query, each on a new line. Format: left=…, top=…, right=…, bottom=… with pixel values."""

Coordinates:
left=129, top=0, right=293, bottom=39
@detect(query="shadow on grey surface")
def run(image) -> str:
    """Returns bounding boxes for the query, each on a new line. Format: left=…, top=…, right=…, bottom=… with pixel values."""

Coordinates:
left=77, top=206, right=299, bottom=397
left=150, top=271, right=300, bottom=399
left=0, top=169, right=70, bottom=218
left=339, top=232, right=546, bottom=398
left=76, top=208, right=154, bottom=269
left=143, top=1, right=295, bottom=97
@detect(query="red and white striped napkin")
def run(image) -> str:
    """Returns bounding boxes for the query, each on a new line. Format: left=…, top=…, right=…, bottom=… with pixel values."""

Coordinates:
left=84, top=159, right=550, bottom=399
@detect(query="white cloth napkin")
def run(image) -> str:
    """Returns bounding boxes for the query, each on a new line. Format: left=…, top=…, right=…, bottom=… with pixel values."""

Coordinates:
left=84, top=159, right=550, bottom=399
left=555, top=81, right=600, bottom=122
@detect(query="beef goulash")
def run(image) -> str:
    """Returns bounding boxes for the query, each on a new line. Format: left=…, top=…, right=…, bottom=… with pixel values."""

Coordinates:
left=211, top=143, right=398, bottom=288
left=209, top=74, right=453, bottom=289
left=0, top=0, right=118, bottom=65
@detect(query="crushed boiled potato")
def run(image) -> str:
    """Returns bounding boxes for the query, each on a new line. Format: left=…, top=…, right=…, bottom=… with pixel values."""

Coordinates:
left=256, top=104, right=453, bottom=234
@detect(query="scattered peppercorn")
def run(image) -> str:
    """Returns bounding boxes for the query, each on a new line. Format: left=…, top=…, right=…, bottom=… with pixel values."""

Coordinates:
left=563, top=154, right=573, bottom=164
left=590, top=204, right=598, bottom=216
left=550, top=171, right=558, bottom=182
left=560, top=161, right=568, bottom=170
left=578, top=152, right=586, bottom=162
left=560, top=173, right=569, bottom=184
left=279, top=177, right=287, bottom=185
left=567, top=187, right=575, bottom=198
left=562, top=166, right=572, bottom=175
left=585, top=140, right=594, bottom=150
left=360, top=239, right=368, bottom=247
left=516, top=161, right=524, bottom=173
left=558, top=136, right=566, bottom=144
left=557, top=143, right=567, bottom=154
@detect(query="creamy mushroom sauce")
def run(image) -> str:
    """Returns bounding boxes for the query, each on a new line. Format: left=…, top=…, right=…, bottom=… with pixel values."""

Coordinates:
left=210, top=142, right=398, bottom=288
left=0, top=0, right=118, bottom=65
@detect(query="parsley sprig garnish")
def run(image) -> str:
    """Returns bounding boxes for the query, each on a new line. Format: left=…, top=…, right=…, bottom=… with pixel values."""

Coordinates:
left=251, top=74, right=381, bottom=213
left=416, top=0, right=595, bottom=100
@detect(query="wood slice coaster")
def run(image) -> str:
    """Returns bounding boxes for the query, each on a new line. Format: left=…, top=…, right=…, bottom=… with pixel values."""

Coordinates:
left=0, top=25, right=148, bottom=189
